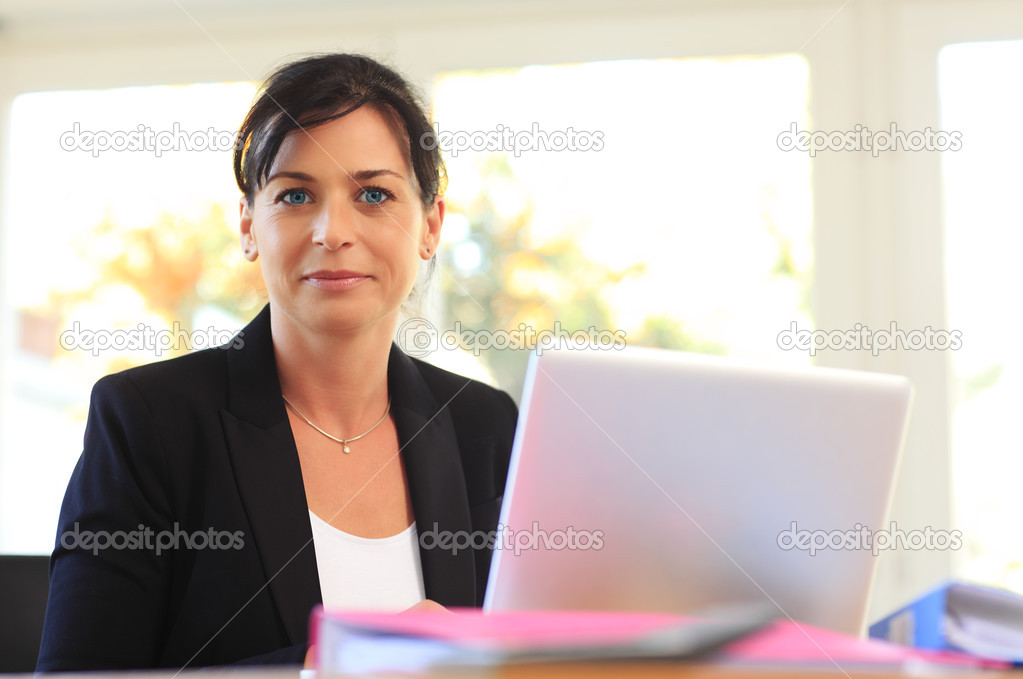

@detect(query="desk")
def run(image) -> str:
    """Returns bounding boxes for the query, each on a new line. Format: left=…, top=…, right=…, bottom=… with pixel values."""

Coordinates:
left=19, top=667, right=1023, bottom=679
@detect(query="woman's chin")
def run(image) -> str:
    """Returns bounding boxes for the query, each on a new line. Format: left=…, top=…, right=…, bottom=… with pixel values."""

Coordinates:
left=294, top=305, right=400, bottom=338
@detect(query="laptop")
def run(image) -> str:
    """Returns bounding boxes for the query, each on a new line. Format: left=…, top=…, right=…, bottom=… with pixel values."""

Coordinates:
left=483, top=346, right=913, bottom=636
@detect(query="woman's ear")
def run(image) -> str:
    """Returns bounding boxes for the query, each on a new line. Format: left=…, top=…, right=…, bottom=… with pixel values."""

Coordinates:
left=420, top=195, right=445, bottom=259
left=239, top=197, right=259, bottom=262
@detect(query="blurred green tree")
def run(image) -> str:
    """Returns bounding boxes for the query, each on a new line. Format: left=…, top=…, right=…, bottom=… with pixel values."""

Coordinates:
left=439, top=155, right=719, bottom=397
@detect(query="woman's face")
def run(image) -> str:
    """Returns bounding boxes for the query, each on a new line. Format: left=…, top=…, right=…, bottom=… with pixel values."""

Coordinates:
left=240, top=106, right=443, bottom=337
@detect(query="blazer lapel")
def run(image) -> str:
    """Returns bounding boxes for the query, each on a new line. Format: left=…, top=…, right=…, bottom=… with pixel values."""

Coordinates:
left=387, top=345, right=477, bottom=606
left=220, top=305, right=478, bottom=640
left=221, top=305, right=320, bottom=645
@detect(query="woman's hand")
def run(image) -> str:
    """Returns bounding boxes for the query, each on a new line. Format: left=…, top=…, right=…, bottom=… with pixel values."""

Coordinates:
left=402, top=598, right=451, bottom=613
left=304, top=600, right=450, bottom=668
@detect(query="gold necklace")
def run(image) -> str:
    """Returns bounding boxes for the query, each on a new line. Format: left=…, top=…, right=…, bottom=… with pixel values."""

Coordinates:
left=282, top=395, right=391, bottom=453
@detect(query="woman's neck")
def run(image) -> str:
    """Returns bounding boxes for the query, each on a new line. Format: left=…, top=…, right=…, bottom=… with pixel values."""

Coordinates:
left=271, top=310, right=395, bottom=434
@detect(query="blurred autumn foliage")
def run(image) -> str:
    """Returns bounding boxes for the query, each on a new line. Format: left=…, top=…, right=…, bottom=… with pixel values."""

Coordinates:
left=35, top=157, right=727, bottom=389
left=43, top=205, right=265, bottom=374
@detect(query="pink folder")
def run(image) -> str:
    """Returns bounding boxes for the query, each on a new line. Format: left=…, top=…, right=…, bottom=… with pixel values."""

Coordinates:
left=311, top=607, right=1008, bottom=673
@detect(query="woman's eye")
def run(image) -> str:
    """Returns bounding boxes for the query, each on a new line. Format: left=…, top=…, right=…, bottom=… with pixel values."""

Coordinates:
left=281, top=189, right=310, bottom=205
left=358, top=188, right=390, bottom=205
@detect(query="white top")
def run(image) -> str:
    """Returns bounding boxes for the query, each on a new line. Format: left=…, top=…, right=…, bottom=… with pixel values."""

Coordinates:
left=308, top=510, right=426, bottom=611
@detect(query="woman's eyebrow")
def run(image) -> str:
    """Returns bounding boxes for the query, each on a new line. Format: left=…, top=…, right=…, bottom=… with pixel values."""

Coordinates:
left=265, top=168, right=406, bottom=185
left=265, top=170, right=318, bottom=184
left=349, top=168, right=406, bottom=182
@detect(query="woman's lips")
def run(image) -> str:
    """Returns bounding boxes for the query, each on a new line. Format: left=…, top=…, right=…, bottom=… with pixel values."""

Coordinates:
left=303, top=270, right=370, bottom=291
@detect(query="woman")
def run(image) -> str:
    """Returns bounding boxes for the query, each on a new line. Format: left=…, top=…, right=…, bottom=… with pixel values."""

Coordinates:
left=37, top=53, right=518, bottom=670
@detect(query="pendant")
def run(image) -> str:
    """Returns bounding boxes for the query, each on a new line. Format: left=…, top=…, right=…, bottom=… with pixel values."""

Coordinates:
left=342, top=443, right=351, bottom=453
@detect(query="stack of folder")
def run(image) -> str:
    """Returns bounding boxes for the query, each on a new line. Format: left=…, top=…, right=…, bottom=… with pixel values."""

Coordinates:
left=871, top=580, right=1023, bottom=664
left=312, top=606, right=1007, bottom=675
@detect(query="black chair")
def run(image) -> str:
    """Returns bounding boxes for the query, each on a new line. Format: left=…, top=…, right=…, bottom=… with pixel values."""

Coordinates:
left=0, top=555, right=50, bottom=673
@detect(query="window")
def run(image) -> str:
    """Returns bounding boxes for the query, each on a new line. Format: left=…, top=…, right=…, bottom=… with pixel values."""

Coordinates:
left=0, top=57, right=813, bottom=554
left=0, top=83, right=258, bottom=553
left=426, top=55, right=813, bottom=399
left=939, top=40, right=1023, bottom=592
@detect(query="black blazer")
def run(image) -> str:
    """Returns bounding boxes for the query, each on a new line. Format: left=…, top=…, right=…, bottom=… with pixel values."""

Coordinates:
left=36, top=305, right=518, bottom=671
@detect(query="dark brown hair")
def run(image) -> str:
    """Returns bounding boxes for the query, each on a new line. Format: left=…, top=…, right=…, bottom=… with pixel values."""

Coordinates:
left=234, top=53, right=446, bottom=209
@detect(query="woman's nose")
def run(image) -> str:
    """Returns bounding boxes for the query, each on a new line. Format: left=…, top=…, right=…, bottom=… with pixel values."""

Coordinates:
left=311, top=202, right=356, bottom=250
